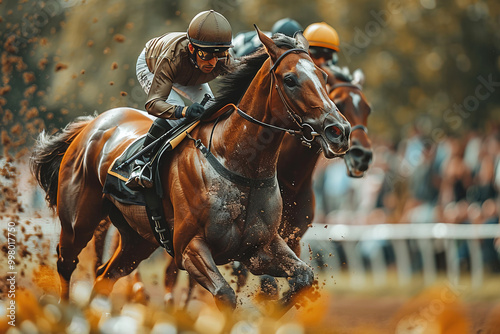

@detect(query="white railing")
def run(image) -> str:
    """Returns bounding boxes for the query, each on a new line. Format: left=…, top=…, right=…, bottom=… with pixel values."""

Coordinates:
left=301, top=223, right=500, bottom=289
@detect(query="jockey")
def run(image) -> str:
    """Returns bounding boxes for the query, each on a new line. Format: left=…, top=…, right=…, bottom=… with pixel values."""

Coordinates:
left=126, top=10, right=234, bottom=189
left=231, top=18, right=303, bottom=57
left=303, top=22, right=340, bottom=68
left=303, top=22, right=343, bottom=89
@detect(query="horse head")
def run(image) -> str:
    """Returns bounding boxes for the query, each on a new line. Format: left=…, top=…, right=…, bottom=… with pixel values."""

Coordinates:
left=328, top=67, right=373, bottom=177
left=255, top=27, right=351, bottom=158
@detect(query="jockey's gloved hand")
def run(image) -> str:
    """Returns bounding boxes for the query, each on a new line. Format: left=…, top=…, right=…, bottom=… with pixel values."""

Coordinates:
left=185, top=103, right=205, bottom=120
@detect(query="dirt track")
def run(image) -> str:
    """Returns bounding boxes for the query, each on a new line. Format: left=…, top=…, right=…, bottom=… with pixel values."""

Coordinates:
left=1, top=162, right=499, bottom=333
left=1, top=212, right=499, bottom=333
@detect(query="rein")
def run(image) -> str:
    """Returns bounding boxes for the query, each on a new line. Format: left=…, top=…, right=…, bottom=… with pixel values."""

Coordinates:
left=235, top=48, right=321, bottom=146
left=330, top=82, right=362, bottom=91
left=186, top=48, right=323, bottom=188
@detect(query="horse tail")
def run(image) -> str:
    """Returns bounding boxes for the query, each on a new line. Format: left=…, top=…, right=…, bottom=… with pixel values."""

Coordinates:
left=30, top=115, right=95, bottom=208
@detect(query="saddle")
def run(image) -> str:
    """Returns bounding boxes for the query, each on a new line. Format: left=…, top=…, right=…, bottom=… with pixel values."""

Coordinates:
left=103, top=104, right=236, bottom=254
left=103, top=118, right=201, bottom=255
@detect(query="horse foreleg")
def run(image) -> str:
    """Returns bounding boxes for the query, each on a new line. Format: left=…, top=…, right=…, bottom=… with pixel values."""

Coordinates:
left=244, top=235, right=314, bottom=317
left=164, top=260, right=198, bottom=309
left=183, top=274, right=197, bottom=310
left=180, top=237, right=236, bottom=311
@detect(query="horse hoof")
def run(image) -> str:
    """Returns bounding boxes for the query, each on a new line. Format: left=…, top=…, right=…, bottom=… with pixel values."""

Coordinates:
left=131, top=282, right=149, bottom=304
left=258, top=276, right=279, bottom=300
left=214, top=287, right=237, bottom=312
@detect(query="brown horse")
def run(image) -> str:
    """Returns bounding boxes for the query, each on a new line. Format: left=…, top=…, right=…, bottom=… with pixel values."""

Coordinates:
left=30, top=29, right=350, bottom=313
left=278, top=66, right=372, bottom=257
left=161, top=65, right=373, bottom=303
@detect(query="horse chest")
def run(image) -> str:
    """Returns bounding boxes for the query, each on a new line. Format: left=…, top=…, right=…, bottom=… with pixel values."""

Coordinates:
left=206, top=182, right=282, bottom=254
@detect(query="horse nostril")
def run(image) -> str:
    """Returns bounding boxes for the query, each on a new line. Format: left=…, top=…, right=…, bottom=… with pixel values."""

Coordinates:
left=347, top=146, right=373, bottom=170
left=325, top=124, right=343, bottom=142
left=350, top=147, right=365, bottom=158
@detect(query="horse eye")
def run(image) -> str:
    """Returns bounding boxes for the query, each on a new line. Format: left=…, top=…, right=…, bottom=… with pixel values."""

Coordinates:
left=284, top=75, right=297, bottom=87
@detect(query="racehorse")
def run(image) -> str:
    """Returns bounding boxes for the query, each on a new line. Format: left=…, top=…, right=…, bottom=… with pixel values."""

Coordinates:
left=161, top=65, right=373, bottom=304
left=30, top=29, right=351, bottom=313
left=277, top=65, right=372, bottom=257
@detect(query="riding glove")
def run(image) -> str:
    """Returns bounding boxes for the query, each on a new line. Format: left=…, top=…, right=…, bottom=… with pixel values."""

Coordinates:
left=187, top=103, right=206, bottom=119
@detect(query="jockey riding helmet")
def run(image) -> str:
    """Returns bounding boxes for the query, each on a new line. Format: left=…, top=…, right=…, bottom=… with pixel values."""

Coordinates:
left=303, top=22, right=340, bottom=51
left=271, top=18, right=303, bottom=38
left=188, top=10, right=233, bottom=54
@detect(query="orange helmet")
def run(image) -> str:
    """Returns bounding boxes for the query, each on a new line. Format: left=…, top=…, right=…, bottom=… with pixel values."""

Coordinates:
left=303, top=22, right=340, bottom=51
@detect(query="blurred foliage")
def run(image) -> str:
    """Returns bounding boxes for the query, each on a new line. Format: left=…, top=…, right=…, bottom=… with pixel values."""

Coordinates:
left=1, top=0, right=500, bottom=158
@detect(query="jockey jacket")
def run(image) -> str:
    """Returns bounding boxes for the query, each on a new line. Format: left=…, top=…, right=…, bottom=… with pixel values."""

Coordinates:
left=144, top=32, right=232, bottom=118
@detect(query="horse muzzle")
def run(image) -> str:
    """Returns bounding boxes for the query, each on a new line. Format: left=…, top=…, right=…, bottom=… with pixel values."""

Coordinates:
left=344, top=144, right=373, bottom=177
left=316, top=119, right=351, bottom=158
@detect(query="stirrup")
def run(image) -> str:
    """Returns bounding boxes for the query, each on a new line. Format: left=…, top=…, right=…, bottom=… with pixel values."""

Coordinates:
left=125, top=163, right=153, bottom=189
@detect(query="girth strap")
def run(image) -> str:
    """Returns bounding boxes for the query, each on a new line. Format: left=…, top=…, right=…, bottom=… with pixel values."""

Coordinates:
left=189, top=135, right=276, bottom=188
left=143, top=187, right=174, bottom=256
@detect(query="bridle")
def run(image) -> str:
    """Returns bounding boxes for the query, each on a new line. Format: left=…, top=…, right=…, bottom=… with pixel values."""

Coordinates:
left=190, top=48, right=342, bottom=187
left=329, top=82, right=368, bottom=136
left=235, top=48, right=322, bottom=147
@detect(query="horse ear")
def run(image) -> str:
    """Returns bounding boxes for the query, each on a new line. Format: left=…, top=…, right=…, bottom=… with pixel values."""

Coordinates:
left=353, top=69, right=365, bottom=87
left=254, top=24, right=279, bottom=58
left=294, top=31, right=309, bottom=50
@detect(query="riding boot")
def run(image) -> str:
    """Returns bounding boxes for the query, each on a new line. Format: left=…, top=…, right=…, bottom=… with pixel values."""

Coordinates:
left=125, top=118, right=172, bottom=190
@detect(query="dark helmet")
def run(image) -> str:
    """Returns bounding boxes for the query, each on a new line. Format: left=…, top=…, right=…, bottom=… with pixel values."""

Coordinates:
left=271, top=18, right=303, bottom=38
left=187, top=10, right=233, bottom=52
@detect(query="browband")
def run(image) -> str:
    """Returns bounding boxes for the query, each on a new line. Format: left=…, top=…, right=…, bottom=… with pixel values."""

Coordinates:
left=269, top=48, right=309, bottom=72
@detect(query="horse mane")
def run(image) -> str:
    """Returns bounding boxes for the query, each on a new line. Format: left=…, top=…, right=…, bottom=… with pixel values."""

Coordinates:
left=329, top=64, right=353, bottom=83
left=206, top=33, right=306, bottom=114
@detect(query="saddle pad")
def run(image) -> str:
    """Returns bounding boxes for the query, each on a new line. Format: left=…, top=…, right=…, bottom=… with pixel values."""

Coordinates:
left=103, top=136, right=147, bottom=206
left=102, top=104, right=236, bottom=205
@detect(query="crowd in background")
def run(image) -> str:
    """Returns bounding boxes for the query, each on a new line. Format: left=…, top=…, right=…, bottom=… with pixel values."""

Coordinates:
left=311, top=124, right=500, bottom=272
left=314, top=125, right=500, bottom=227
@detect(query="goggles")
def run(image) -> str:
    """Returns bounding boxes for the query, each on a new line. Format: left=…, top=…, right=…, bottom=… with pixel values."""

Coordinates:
left=309, top=47, right=335, bottom=61
left=196, top=48, right=229, bottom=61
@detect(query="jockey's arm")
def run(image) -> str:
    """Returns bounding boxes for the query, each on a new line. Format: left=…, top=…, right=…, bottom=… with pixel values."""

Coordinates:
left=145, top=62, right=187, bottom=119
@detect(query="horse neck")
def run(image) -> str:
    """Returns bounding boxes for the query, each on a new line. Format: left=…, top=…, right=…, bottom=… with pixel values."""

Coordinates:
left=277, top=134, right=321, bottom=191
left=213, top=63, right=287, bottom=179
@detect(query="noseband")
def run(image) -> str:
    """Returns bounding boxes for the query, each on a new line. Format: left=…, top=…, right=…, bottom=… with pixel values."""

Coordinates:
left=330, top=82, right=368, bottom=136
left=236, top=48, right=322, bottom=146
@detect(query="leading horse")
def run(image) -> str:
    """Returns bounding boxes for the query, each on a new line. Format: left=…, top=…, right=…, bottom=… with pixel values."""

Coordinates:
left=31, top=29, right=350, bottom=313
left=277, top=65, right=372, bottom=264
left=162, top=65, right=373, bottom=305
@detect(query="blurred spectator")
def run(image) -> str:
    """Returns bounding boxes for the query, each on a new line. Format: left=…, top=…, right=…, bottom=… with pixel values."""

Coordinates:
left=466, top=135, right=499, bottom=203
left=402, top=141, right=441, bottom=223
left=480, top=199, right=500, bottom=272
left=438, top=137, right=472, bottom=205
left=315, top=126, right=500, bottom=227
